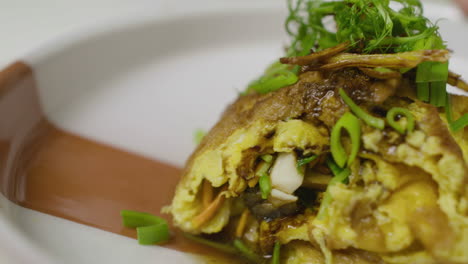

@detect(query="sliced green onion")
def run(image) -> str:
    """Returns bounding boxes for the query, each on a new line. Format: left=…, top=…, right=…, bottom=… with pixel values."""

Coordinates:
left=416, top=82, right=430, bottom=102
left=330, top=112, right=361, bottom=168
left=193, top=129, right=207, bottom=145
left=317, top=168, right=351, bottom=220
left=339, top=88, right=385, bottom=130
left=326, top=156, right=344, bottom=177
left=121, top=210, right=170, bottom=245
left=259, top=173, right=272, bottom=199
left=450, top=114, right=468, bottom=132
left=429, top=81, right=447, bottom=107
left=183, top=233, right=237, bottom=254
left=233, top=239, right=262, bottom=263
left=256, top=161, right=272, bottom=177
left=120, top=210, right=166, bottom=228
left=417, top=62, right=449, bottom=83
left=137, top=222, right=170, bottom=245
left=261, top=154, right=274, bottom=163
left=296, top=155, right=318, bottom=170
left=272, top=241, right=281, bottom=264
left=248, top=70, right=298, bottom=94
left=386, top=107, right=415, bottom=134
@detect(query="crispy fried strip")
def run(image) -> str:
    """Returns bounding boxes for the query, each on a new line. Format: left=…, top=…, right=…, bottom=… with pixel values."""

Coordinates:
left=235, top=209, right=250, bottom=238
left=202, top=180, right=213, bottom=208
left=316, top=50, right=449, bottom=70
left=359, top=67, right=402, bottom=79
left=280, top=41, right=350, bottom=66
left=448, top=71, right=468, bottom=92
left=192, top=187, right=226, bottom=229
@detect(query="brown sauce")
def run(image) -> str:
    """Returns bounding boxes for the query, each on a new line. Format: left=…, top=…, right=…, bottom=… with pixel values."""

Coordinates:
left=0, top=62, right=242, bottom=263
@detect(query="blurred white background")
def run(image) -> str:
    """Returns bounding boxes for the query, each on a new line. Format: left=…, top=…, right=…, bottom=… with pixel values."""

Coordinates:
left=0, top=0, right=462, bottom=69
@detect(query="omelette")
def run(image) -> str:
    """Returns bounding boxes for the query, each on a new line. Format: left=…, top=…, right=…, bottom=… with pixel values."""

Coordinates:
left=169, top=1, right=468, bottom=263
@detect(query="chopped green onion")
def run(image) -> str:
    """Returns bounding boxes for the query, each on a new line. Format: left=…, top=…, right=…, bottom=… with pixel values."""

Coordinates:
left=194, top=129, right=207, bottom=145
left=317, top=167, right=351, bottom=220
left=259, top=173, right=272, bottom=199
left=256, top=161, right=272, bottom=177
left=415, top=35, right=449, bottom=107
left=326, top=156, right=344, bottom=177
left=417, top=62, right=449, bottom=83
left=296, top=155, right=318, bottom=170
left=450, top=114, right=468, bottom=132
left=121, top=210, right=170, bottom=245
left=183, top=233, right=237, bottom=254
left=330, top=112, right=361, bottom=168
left=248, top=70, right=298, bottom=94
left=416, top=82, right=430, bottom=102
left=272, top=241, right=281, bottom=264
left=386, top=107, right=415, bottom=134
left=233, top=239, right=262, bottom=263
left=261, top=154, right=274, bottom=163
left=429, top=81, right=447, bottom=107
left=120, top=210, right=166, bottom=228
left=339, top=88, right=385, bottom=130
left=137, top=223, right=170, bottom=245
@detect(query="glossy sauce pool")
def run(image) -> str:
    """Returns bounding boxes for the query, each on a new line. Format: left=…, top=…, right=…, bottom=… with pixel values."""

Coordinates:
left=0, top=62, right=242, bottom=263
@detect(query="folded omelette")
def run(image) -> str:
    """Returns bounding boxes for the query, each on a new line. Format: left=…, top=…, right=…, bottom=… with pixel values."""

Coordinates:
left=169, top=1, right=468, bottom=263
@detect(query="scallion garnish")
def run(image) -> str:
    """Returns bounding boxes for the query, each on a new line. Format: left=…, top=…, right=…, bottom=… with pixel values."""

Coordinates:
left=429, top=81, right=448, bottom=107
left=247, top=68, right=298, bottom=94
left=339, top=88, right=385, bottom=130
left=450, top=114, right=468, bottom=132
left=414, top=36, right=449, bottom=106
left=325, top=156, right=344, bottom=177
left=259, top=173, right=272, bottom=199
left=272, top=241, right=281, bottom=264
left=416, top=82, right=430, bottom=102
left=261, top=154, right=274, bottom=163
left=137, top=223, right=170, bottom=245
left=331, top=112, right=361, bottom=168
left=233, top=239, right=263, bottom=263
left=121, top=210, right=166, bottom=228
left=386, top=107, right=415, bottom=134
left=296, top=155, right=318, bottom=170
left=256, top=161, right=272, bottom=177
left=120, top=210, right=170, bottom=245
left=183, top=233, right=238, bottom=254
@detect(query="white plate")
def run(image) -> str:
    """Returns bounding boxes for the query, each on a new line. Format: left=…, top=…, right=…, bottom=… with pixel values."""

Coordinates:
left=0, top=2, right=467, bottom=264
